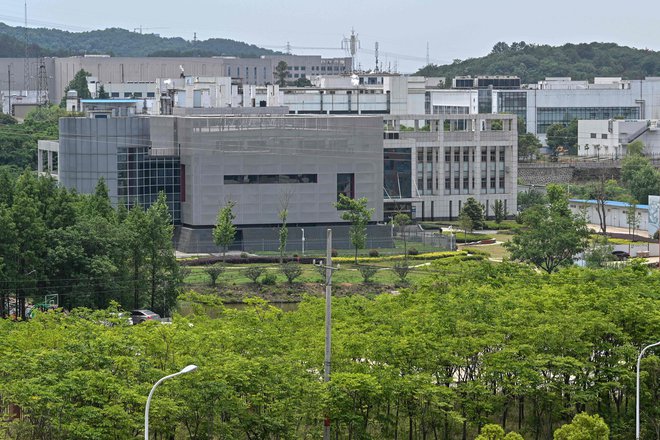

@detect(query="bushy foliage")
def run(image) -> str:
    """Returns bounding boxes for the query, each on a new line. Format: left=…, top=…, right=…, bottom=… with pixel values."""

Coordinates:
left=243, top=266, right=265, bottom=284
left=357, top=265, right=378, bottom=283
left=261, top=272, right=277, bottom=285
left=280, top=262, right=303, bottom=284
left=204, top=264, right=224, bottom=286
left=417, top=41, right=660, bottom=84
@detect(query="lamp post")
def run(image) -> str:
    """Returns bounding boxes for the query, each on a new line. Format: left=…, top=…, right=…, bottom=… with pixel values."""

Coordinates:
left=636, top=341, right=660, bottom=439
left=145, top=365, right=198, bottom=440
left=301, top=228, right=305, bottom=256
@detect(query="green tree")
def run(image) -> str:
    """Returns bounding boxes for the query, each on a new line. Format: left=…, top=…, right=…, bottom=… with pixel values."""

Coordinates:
left=553, top=413, right=609, bottom=440
left=461, top=197, right=486, bottom=229
left=96, top=84, right=109, bottom=99
left=626, top=139, right=644, bottom=156
left=584, top=178, right=628, bottom=234
left=278, top=192, right=291, bottom=264
left=213, top=200, right=236, bottom=263
left=517, top=187, right=546, bottom=213
left=625, top=198, right=640, bottom=239
left=518, top=132, right=542, bottom=161
left=292, top=76, right=312, bottom=87
left=335, top=194, right=374, bottom=264
left=274, top=61, right=289, bottom=87
left=60, top=69, right=92, bottom=107
left=506, top=184, right=590, bottom=273
left=204, top=264, right=224, bottom=286
left=392, top=212, right=411, bottom=258
left=620, top=155, right=660, bottom=204
left=458, top=211, right=474, bottom=243
left=494, top=199, right=506, bottom=224
left=143, top=192, right=179, bottom=315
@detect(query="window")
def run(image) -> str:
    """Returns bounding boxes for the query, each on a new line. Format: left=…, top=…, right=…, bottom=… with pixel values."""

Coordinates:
left=124, top=92, right=132, bottom=98
left=147, top=92, right=155, bottom=98
left=454, top=177, right=460, bottom=189
left=445, top=149, right=451, bottom=162
left=490, top=177, right=496, bottom=189
left=426, top=178, right=433, bottom=190
left=590, top=133, right=597, bottom=138
left=445, top=178, right=451, bottom=189
left=481, top=150, right=487, bottom=162
left=490, top=149, right=496, bottom=162
left=224, top=174, right=318, bottom=185
left=427, top=150, right=433, bottom=162
left=111, top=92, right=119, bottom=97
left=499, top=176, right=505, bottom=189
left=337, top=173, right=355, bottom=201
left=602, top=134, right=608, bottom=139
left=463, top=149, right=469, bottom=162
left=133, top=92, right=142, bottom=98
left=463, top=177, right=469, bottom=189
left=499, top=150, right=505, bottom=162
left=454, top=150, right=460, bottom=162
left=481, top=177, right=487, bottom=189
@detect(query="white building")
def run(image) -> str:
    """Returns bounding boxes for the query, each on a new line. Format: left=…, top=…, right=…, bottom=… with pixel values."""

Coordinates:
left=569, top=199, right=648, bottom=233
left=577, top=119, right=660, bottom=158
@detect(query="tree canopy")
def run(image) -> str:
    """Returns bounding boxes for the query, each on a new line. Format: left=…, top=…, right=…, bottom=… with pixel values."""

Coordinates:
left=416, top=42, right=660, bottom=84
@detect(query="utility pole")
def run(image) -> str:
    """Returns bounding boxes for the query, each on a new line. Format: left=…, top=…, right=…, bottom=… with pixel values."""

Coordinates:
left=8, top=65, right=11, bottom=115
left=323, top=228, right=333, bottom=440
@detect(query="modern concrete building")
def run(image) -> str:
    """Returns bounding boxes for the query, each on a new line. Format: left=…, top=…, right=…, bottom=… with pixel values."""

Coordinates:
left=46, top=111, right=388, bottom=252
left=383, top=114, right=518, bottom=220
left=577, top=119, right=660, bottom=158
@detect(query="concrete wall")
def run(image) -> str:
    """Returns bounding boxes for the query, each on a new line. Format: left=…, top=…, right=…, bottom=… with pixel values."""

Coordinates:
left=148, top=115, right=384, bottom=227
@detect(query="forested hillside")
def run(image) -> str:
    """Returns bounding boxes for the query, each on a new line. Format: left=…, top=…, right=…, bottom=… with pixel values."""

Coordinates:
left=417, top=41, right=660, bottom=84
left=0, top=23, right=276, bottom=57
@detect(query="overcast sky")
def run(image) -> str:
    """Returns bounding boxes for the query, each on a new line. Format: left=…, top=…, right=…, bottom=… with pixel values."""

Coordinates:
left=3, top=0, right=660, bottom=73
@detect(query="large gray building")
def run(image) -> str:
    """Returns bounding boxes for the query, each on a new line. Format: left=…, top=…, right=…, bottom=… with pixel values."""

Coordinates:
left=48, top=112, right=386, bottom=252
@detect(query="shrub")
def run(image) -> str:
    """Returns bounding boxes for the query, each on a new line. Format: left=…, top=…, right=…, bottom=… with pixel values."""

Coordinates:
left=407, top=247, right=419, bottom=256
left=331, top=249, right=338, bottom=257
left=280, top=262, right=303, bottom=284
left=261, top=272, right=277, bottom=285
left=392, top=261, right=411, bottom=282
left=243, top=266, right=264, bottom=284
left=204, top=264, right=224, bottom=286
left=368, top=249, right=380, bottom=257
left=240, top=252, right=248, bottom=259
left=358, top=265, right=378, bottom=283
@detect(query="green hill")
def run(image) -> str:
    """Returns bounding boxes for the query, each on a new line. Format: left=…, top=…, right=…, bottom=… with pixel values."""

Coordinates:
left=0, top=23, right=277, bottom=57
left=417, top=41, right=660, bottom=84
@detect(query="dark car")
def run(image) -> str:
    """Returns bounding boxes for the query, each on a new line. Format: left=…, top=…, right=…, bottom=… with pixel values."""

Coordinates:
left=611, top=250, right=630, bottom=261
left=131, top=309, right=161, bottom=324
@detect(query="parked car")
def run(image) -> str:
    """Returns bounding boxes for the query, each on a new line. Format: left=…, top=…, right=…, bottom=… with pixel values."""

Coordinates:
left=131, top=309, right=161, bottom=324
left=611, top=250, right=630, bottom=261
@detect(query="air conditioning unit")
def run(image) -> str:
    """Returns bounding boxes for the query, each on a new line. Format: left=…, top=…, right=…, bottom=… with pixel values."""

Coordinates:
left=649, top=120, right=658, bottom=131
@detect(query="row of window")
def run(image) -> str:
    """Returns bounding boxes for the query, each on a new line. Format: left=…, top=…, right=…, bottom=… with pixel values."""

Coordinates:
left=415, top=148, right=506, bottom=163
left=110, top=92, right=156, bottom=98
left=224, top=174, right=318, bottom=185
left=590, top=133, right=608, bottom=139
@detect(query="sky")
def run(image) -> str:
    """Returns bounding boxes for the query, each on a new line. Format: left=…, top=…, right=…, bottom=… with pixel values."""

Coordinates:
left=2, top=0, right=660, bottom=73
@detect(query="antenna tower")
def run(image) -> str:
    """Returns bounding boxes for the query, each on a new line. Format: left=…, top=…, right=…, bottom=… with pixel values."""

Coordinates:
left=374, top=42, right=379, bottom=72
left=341, top=28, right=360, bottom=72
left=286, top=41, right=291, bottom=55
left=23, top=1, right=30, bottom=95
left=426, top=42, right=430, bottom=66
left=37, top=56, right=48, bottom=105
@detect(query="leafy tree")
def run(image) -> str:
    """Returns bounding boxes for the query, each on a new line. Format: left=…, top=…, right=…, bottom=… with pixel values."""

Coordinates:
left=335, top=194, right=374, bottom=264
left=626, top=139, right=644, bottom=156
left=625, top=198, right=640, bottom=239
left=553, top=413, right=609, bottom=440
left=278, top=192, right=291, bottom=264
left=357, top=264, right=378, bottom=283
left=584, top=178, right=628, bottom=233
left=60, top=69, right=92, bottom=107
left=461, top=197, right=486, bottom=229
left=280, top=262, right=302, bottom=284
left=292, top=77, right=312, bottom=87
left=392, top=261, right=411, bottom=282
left=392, top=212, right=411, bottom=258
left=458, top=211, right=474, bottom=243
left=204, top=264, right=224, bottom=286
left=517, top=187, right=546, bottom=213
left=494, top=200, right=506, bottom=224
left=274, top=61, right=289, bottom=87
left=141, top=192, right=179, bottom=315
left=213, top=200, right=236, bottom=263
left=506, top=184, right=590, bottom=273
left=96, top=84, right=110, bottom=99
left=620, top=155, right=660, bottom=204
left=518, top=132, right=542, bottom=161
left=584, top=236, right=615, bottom=268
left=547, top=120, right=578, bottom=155
left=243, top=266, right=265, bottom=284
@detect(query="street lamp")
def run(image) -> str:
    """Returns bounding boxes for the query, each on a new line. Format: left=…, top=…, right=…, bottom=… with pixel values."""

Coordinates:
left=636, top=341, right=660, bottom=439
left=301, top=228, right=305, bottom=256
left=145, top=365, right=198, bottom=440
